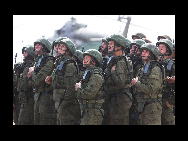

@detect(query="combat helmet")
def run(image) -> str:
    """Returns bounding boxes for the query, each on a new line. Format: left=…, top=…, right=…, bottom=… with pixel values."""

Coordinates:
left=59, top=38, right=76, bottom=56
left=22, top=45, right=36, bottom=58
left=156, top=39, right=173, bottom=56
left=132, top=33, right=146, bottom=39
left=140, top=43, right=159, bottom=60
left=157, top=35, right=172, bottom=42
left=130, top=39, right=146, bottom=49
left=107, top=34, right=131, bottom=50
left=83, top=49, right=103, bottom=67
left=34, top=38, right=52, bottom=53
left=74, top=50, right=83, bottom=63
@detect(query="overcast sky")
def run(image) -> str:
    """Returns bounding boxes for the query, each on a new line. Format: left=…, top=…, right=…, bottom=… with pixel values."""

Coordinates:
left=13, top=15, right=175, bottom=66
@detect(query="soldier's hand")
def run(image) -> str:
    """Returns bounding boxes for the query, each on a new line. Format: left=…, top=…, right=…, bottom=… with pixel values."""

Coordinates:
left=45, top=76, right=52, bottom=85
left=131, top=77, right=138, bottom=86
left=166, top=101, right=171, bottom=108
left=165, top=76, right=175, bottom=84
left=111, top=64, right=116, bottom=72
left=27, top=72, right=31, bottom=78
left=29, top=67, right=34, bottom=73
left=75, top=82, right=81, bottom=90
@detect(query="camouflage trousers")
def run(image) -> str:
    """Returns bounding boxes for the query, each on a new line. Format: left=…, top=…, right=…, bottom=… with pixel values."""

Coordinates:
left=57, top=99, right=81, bottom=125
left=34, top=92, right=57, bottom=125
left=18, top=93, right=34, bottom=125
left=80, top=108, right=103, bottom=125
left=13, top=94, right=21, bottom=125
left=109, top=94, right=132, bottom=125
left=161, top=99, right=175, bottom=125
left=138, top=101, right=162, bottom=125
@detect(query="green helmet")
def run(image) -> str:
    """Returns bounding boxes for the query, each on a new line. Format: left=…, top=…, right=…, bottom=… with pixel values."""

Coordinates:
left=22, top=45, right=36, bottom=58
left=83, top=49, right=103, bottom=67
left=107, top=34, right=130, bottom=50
left=102, top=35, right=109, bottom=44
left=140, top=43, right=159, bottom=60
left=130, top=39, right=146, bottom=49
left=157, top=35, right=172, bottom=42
left=132, top=33, right=146, bottom=39
left=59, top=38, right=76, bottom=56
left=156, top=39, right=173, bottom=56
left=52, top=37, right=68, bottom=48
left=74, top=50, right=83, bottom=63
left=34, top=38, right=52, bottom=53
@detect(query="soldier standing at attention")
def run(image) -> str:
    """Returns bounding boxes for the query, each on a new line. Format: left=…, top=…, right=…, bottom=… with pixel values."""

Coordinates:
left=104, top=34, right=133, bottom=125
left=131, top=43, right=163, bottom=125
left=18, top=45, right=35, bottom=125
left=75, top=49, right=104, bottom=125
left=28, top=38, right=57, bottom=125
left=46, top=38, right=80, bottom=125
left=156, top=39, right=175, bottom=125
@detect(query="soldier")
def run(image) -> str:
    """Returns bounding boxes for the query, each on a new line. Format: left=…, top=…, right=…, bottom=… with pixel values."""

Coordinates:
left=98, top=36, right=110, bottom=71
left=46, top=38, right=80, bottom=125
left=129, top=39, right=145, bottom=125
left=156, top=39, right=175, bottom=125
left=104, top=34, right=133, bottom=125
left=18, top=45, right=35, bottom=125
left=13, top=62, right=23, bottom=125
left=131, top=43, right=163, bottom=125
left=28, top=38, right=57, bottom=125
left=73, top=50, right=85, bottom=81
left=75, top=49, right=104, bottom=125
left=132, top=33, right=146, bottom=40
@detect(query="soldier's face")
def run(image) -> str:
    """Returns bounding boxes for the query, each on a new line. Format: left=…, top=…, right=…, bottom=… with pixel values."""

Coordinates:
left=158, top=44, right=167, bottom=54
left=141, top=50, right=150, bottom=60
left=58, top=44, right=67, bottom=54
left=108, top=41, right=115, bottom=52
left=23, top=51, right=28, bottom=60
left=130, top=45, right=138, bottom=55
left=35, top=43, right=43, bottom=54
left=100, top=41, right=108, bottom=51
left=83, top=55, right=91, bottom=68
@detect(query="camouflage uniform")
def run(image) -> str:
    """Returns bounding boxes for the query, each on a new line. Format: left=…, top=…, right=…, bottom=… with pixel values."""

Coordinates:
left=157, top=39, right=175, bottom=125
left=104, top=34, right=133, bottom=125
left=18, top=46, right=35, bottom=125
left=51, top=38, right=80, bottom=125
left=31, top=38, right=57, bottom=125
left=77, top=49, right=104, bottom=125
left=13, top=62, right=25, bottom=125
left=133, top=43, right=163, bottom=125
left=129, top=39, right=145, bottom=125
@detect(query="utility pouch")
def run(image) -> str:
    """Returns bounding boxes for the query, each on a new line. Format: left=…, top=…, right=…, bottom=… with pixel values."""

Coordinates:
left=137, top=98, right=145, bottom=113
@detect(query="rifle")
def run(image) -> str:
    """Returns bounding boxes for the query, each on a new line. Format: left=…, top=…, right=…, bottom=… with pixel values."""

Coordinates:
left=82, top=46, right=84, bottom=52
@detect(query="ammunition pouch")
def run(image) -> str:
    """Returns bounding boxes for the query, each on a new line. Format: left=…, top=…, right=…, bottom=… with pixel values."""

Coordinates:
left=81, top=99, right=104, bottom=116
left=53, top=89, right=66, bottom=110
left=18, top=92, right=27, bottom=103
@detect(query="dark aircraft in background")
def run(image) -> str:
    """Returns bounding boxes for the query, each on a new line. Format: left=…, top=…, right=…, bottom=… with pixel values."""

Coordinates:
left=48, top=17, right=107, bottom=51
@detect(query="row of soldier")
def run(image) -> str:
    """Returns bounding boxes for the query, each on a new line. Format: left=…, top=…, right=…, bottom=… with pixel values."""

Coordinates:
left=13, top=33, right=175, bottom=125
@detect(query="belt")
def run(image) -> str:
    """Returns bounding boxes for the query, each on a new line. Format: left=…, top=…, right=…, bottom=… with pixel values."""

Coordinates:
left=107, top=83, right=131, bottom=90
left=145, top=99, right=158, bottom=105
left=82, top=99, right=104, bottom=104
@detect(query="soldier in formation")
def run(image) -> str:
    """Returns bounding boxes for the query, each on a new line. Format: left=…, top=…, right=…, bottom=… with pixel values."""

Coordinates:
left=13, top=32, right=175, bottom=125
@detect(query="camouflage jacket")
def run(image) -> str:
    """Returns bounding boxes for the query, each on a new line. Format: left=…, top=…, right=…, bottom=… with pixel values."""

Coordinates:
left=52, top=55, right=79, bottom=100
left=135, top=60, right=163, bottom=96
left=104, top=55, right=133, bottom=90
left=20, top=61, right=34, bottom=92
left=77, top=66, right=104, bottom=100
left=159, top=58, right=175, bottom=105
left=31, top=53, right=55, bottom=91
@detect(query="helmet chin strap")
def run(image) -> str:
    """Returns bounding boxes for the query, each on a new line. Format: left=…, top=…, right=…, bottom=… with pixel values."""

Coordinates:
left=108, top=42, right=122, bottom=55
